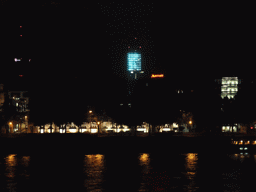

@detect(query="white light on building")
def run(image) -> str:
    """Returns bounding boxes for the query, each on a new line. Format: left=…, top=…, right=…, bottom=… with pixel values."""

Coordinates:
left=221, top=77, right=239, bottom=99
left=69, top=129, right=77, bottom=133
left=137, top=128, right=147, bottom=133
left=91, top=129, right=97, bottom=133
left=161, top=128, right=171, bottom=132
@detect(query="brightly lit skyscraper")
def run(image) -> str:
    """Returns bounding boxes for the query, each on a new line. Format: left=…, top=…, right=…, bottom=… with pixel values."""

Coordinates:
left=127, top=52, right=144, bottom=80
left=221, top=77, right=240, bottom=99
left=127, top=52, right=141, bottom=72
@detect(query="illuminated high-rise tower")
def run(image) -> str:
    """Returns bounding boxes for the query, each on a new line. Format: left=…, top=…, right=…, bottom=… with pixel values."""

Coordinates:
left=220, top=77, right=240, bottom=99
left=127, top=51, right=142, bottom=80
left=126, top=37, right=144, bottom=80
left=126, top=37, right=144, bottom=97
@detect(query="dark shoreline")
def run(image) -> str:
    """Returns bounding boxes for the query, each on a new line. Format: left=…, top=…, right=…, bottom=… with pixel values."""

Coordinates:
left=1, top=133, right=255, bottom=155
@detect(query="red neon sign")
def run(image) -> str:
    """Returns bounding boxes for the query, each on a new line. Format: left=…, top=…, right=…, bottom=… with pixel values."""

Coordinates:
left=151, top=74, right=164, bottom=78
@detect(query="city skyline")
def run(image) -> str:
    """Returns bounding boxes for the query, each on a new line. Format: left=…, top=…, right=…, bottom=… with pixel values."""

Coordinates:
left=0, top=1, right=255, bottom=132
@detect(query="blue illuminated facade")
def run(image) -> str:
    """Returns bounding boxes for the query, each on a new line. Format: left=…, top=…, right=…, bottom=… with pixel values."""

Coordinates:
left=127, top=52, right=141, bottom=72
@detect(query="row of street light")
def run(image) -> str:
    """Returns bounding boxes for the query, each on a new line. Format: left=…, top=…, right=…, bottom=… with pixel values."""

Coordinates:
left=6, top=110, right=193, bottom=134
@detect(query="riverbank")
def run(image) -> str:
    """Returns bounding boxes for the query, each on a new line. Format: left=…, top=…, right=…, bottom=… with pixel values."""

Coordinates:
left=0, top=133, right=244, bottom=155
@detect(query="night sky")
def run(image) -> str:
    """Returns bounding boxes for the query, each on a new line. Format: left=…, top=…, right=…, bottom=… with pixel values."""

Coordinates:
left=1, top=2, right=254, bottom=80
left=0, top=1, right=255, bottom=123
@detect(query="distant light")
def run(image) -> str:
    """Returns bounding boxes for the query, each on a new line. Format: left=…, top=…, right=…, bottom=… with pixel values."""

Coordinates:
left=20, top=26, right=22, bottom=28
left=139, top=46, right=141, bottom=48
left=20, top=35, right=22, bottom=37
left=14, top=58, right=21, bottom=62
left=19, top=75, right=23, bottom=77
left=151, top=74, right=164, bottom=78
left=29, top=59, right=31, bottom=62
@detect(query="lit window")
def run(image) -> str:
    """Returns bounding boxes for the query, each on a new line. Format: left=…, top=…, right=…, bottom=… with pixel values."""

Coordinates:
left=16, top=103, right=18, bottom=107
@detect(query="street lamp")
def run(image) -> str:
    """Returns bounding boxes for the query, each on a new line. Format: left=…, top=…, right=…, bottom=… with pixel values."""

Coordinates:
left=25, top=116, right=28, bottom=133
left=189, top=121, right=192, bottom=132
left=97, top=121, right=100, bottom=134
left=9, top=122, right=12, bottom=133
left=89, top=111, right=92, bottom=132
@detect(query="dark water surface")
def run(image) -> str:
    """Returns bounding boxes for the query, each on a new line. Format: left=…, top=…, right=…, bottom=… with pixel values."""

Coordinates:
left=1, top=151, right=255, bottom=192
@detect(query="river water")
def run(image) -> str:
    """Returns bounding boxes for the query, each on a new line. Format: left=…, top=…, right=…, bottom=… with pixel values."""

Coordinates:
left=0, top=151, right=255, bottom=192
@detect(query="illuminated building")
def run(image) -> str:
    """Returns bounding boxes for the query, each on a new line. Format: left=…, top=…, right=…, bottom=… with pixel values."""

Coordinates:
left=8, top=91, right=29, bottom=113
left=127, top=52, right=141, bottom=71
left=214, top=77, right=242, bottom=132
left=127, top=52, right=142, bottom=80
left=220, top=77, right=240, bottom=99
left=215, top=77, right=241, bottom=99
left=4, top=90, right=30, bottom=133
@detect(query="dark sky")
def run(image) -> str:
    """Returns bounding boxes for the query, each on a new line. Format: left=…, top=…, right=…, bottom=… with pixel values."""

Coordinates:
left=0, top=1, right=255, bottom=124
left=0, top=1, right=255, bottom=91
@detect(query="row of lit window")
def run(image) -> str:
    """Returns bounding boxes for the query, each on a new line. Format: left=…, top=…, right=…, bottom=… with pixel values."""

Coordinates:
left=221, top=94, right=237, bottom=97
left=222, top=82, right=238, bottom=85
left=232, top=140, right=256, bottom=145
left=221, top=88, right=238, bottom=92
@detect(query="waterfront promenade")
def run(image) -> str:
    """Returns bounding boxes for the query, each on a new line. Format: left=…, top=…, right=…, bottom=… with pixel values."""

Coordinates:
left=1, top=132, right=251, bottom=155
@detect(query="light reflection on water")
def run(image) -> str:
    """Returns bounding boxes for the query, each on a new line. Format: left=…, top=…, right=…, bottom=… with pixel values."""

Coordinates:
left=2, top=152, right=256, bottom=191
left=138, top=153, right=151, bottom=191
left=84, top=154, right=105, bottom=191
left=183, top=153, right=199, bottom=192
left=1, top=154, right=31, bottom=192
left=5, top=154, right=17, bottom=178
